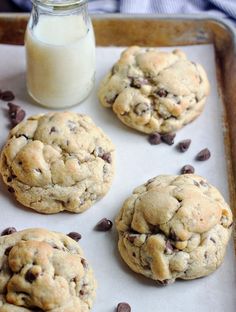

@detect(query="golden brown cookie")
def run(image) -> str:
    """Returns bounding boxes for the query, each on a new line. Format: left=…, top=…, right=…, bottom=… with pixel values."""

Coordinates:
left=0, top=112, right=115, bottom=214
left=116, top=174, right=233, bottom=285
left=0, top=228, right=96, bottom=311
left=99, top=46, right=210, bottom=134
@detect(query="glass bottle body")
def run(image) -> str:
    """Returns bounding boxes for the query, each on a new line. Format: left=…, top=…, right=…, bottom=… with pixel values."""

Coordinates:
left=25, top=0, right=96, bottom=108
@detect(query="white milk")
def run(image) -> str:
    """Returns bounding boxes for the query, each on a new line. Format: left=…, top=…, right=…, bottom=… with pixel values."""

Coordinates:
left=25, top=14, right=95, bottom=108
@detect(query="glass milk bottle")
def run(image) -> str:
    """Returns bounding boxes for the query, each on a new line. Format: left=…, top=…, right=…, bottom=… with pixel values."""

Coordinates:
left=25, top=0, right=96, bottom=108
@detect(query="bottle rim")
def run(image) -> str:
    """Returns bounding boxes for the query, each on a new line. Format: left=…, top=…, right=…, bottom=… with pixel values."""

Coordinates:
left=31, top=0, right=87, bottom=9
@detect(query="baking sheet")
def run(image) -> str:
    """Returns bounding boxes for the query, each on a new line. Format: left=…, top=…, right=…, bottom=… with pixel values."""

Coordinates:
left=0, top=43, right=235, bottom=312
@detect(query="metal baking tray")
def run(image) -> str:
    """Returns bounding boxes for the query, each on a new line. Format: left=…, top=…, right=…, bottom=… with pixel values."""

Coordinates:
left=0, top=13, right=235, bottom=310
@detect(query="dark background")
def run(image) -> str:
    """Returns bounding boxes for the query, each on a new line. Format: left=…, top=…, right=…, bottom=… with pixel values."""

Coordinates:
left=0, top=0, right=23, bottom=12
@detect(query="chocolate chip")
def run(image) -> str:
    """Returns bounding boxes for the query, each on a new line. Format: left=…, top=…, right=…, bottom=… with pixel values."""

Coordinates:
left=4, top=246, right=13, bottom=256
left=210, top=237, right=216, bottom=243
left=67, top=232, right=82, bottom=242
left=101, top=152, right=112, bottom=164
left=117, top=302, right=131, bottom=312
left=81, top=258, right=87, bottom=268
left=7, top=187, right=15, bottom=193
left=180, top=165, right=195, bottom=174
left=165, top=240, right=173, bottom=254
left=156, top=89, right=168, bottom=97
left=95, top=218, right=113, bottom=231
left=8, top=103, right=26, bottom=127
left=169, top=230, right=179, bottom=241
left=177, top=139, right=191, bottom=152
left=130, top=77, right=148, bottom=89
left=161, top=133, right=176, bottom=145
left=196, top=148, right=211, bottom=161
left=1, top=227, right=17, bottom=236
left=1, top=91, right=15, bottom=101
left=49, top=126, right=56, bottom=134
left=106, top=94, right=118, bottom=105
left=79, top=290, right=84, bottom=296
left=127, top=236, right=135, bottom=243
left=25, top=269, right=38, bottom=283
left=157, top=279, right=173, bottom=286
left=148, top=132, right=161, bottom=145
left=134, top=103, right=149, bottom=116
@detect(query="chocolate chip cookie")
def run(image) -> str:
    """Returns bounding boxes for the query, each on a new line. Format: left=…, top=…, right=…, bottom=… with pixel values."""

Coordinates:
left=0, top=228, right=96, bottom=311
left=116, top=174, right=232, bottom=284
left=0, top=112, right=115, bottom=214
left=99, top=47, right=210, bottom=134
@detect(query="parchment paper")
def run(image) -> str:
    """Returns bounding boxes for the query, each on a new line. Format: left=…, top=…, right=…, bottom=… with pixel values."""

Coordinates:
left=0, top=43, right=235, bottom=312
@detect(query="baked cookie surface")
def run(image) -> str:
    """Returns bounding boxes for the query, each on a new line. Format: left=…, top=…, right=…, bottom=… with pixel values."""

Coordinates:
left=116, top=174, right=233, bottom=284
left=99, top=46, right=210, bottom=134
left=0, top=228, right=96, bottom=311
left=0, top=112, right=115, bottom=214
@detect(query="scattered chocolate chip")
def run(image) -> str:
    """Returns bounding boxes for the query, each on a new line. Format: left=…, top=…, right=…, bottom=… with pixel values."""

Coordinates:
left=1, top=91, right=15, bottom=101
left=161, top=133, right=176, bottom=145
left=1, top=227, right=17, bottom=236
left=177, top=139, right=191, bottom=152
left=156, top=88, right=168, bottom=97
left=67, top=232, right=82, bottom=242
left=8, top=103, right=26, bottom=127
left=148, top=132, right=161, bottom=145
left=101, top=152, right=112, bottom=164
left=25, top=270, right=38, bottom=283
left=117, top=302, right=131, bottom=312
left=196, top=148, right=211, bottom=161
left=95, top=218, right=113, bottom=231
left=7, top=187, right=15, bottom=193
left=4, top=246, right=13, bottom=256
left=180, top=165, right=195, bottom=174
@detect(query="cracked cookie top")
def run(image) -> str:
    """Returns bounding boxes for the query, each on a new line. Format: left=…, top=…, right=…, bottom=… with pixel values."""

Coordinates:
left=116, top=174, right=233, bottom=284
left=98, top=46, right=210, bottom=134
left=0, top=228, right=96, bottom=311
left=0, top=112, right=115, bottom=214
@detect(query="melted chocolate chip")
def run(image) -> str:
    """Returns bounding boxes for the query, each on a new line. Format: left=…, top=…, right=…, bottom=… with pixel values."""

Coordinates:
left=4, top=246, right=13, bottom=256
left=1, top=227, right=17, bottom=236
left=101, top=152, right=112, bottom=164
left=81, top=258, right=87, bottom=268
left=95, top=218, right=113, bottom=231
left=7, top=187, right=15, bottom=193
left=1, top=91, right=15, bottom=101
left=134, top=103, right=149, bottom=116
left=117, top=302, right=131, bottom=312
left=49, top=126, right=57, bottom=134
left=157, top=279, right=172, bottom=286
left=25, top=270, right=39, bottom=283
left=177, top=139, right=191, bottom=152
left=127, top=236, right=135, bottom=243
left=148, top=132, right=161, bottom=145
left=180, top=165, right=195, bottom=174
left=67, top=232, right=82, bottom=242
left=161, top=133, right=176, bottom=145
left=156, top=89, right=168, bottom=97
left=130, top=77, right=148, bottom=89
left=196, top=148, right=211, bottom=161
